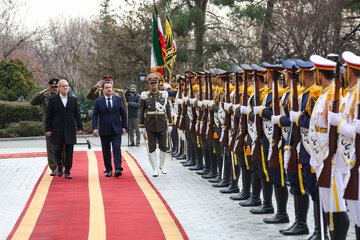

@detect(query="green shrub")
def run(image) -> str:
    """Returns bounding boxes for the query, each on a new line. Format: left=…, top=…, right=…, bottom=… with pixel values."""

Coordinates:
left=1, top=121, right=43, bottom=138
left=0, top=101, right=42, bottom=128
left=82, top=121, right=93, bottom=134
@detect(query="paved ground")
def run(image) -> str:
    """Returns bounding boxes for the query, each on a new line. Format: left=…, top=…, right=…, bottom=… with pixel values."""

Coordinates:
left=0, top=135, right=356, bottom=240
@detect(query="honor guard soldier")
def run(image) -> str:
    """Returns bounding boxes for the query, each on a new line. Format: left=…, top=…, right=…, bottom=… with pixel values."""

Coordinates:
left=308, top=55, right=349, bottom=239
left=166, top=75, right=179, bottom=155
left=328, top=51, right=360, bottom=239
left=30, top=78, right=60, bottom=176
left=139, top=73, right=173, bottom=177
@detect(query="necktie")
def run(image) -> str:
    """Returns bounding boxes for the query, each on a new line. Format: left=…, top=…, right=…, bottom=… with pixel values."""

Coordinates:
left=107, top=97, right=111, bottom=110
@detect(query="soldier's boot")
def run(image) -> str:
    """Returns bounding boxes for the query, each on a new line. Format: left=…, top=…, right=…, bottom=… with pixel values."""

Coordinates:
left=183, top=146, right=197, bottom=167
left=174, top=141, right=184, bottom=158
left=159, top=150, right=167, bottom=174
left=263, top=186, right=289, bottom=223
left=176, top=140, right=187, bottom=160
left=355, top=225, right=360, bottom=240
left=280, top=194, right=298, bottom=234
left=282, top=194, right=309, bottom=235
left=212, top=154, right=231, bottom=188
left=202, top=153, right=218, bottom=179
left=220, top=158, right=240, bottom=194
left=189, top=147, right=204, bottom=170
left=250, top=180, right=274, bottom=214
left=208, top=154, right=223, bottom=183
left=240, top=171, right=261, bottom=207
left=231, top=168, right=251, bottom=200
left=308, top=201, right=329, bottom=240
left=328, top=212, right=349, bottom=240
left=171, top=134, right=178, bottom=155
left=197, top=148, right=210, bottom=175
left=178, top=142, right=192, bottom=165
left=149, top=152, right=159, bottom=177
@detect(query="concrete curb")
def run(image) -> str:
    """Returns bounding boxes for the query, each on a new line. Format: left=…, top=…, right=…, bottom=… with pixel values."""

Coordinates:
left=0, top=135, right=95, bottom=141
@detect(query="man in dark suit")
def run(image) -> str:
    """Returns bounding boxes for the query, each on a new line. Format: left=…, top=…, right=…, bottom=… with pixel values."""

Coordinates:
left=45, top=79, right=83, bottom=179
left=92, top=81, right=127, bottom=177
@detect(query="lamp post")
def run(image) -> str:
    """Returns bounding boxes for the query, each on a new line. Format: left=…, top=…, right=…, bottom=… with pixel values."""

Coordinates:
left=80, top=107, right=88, bottom=122
left=138, top=68, right=146, bottom=91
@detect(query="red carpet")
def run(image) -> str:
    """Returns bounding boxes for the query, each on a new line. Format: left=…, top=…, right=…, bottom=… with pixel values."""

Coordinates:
left=7, top=151, right=188, bottom=240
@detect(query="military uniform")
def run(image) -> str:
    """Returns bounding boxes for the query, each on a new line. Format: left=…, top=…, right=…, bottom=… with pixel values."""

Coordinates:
left=139, top=73, right=173, bottom=177
left=30, top=79, right=59, bottom=174
left=87, top=85, right=127, bottom=110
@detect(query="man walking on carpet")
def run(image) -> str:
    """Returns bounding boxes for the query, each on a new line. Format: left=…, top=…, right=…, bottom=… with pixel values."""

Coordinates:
left=92, top=80, right=127, bottom=177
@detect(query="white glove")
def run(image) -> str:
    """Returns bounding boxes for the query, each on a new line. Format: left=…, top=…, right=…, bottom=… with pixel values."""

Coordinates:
left=328, top=111, right=342, bottom=127
left=290, top=111, right=301, bottom=123
left=167, top=126, right=173, bottom=133
left=268, top=141, right=275, bottom=161
left=354, top=119, right=360, bottom=135
left=253, top=106, right=263, bottom=115
left=283, top=149, right=291, bottom=170
left=179, top=130, right=185, bottom=140
left=203, top=100, right=209, bottom=106
left=271, top=115, right=281, bottom=125
left=197, top=100, right=203, bottom=107
left=189, top=98, right=195, bottom=105
left=208, top=100, right=214, bottom=106
left=177, top=98, right=183, bottom=105
left=183, top=96, right=188, bottom=102
left=223, top=102, right=232, bottom=111
left=241, top=105, right=251, bottom=115
left=233, top=104, right=240, bottom=111
left=139, top=127, right=145, bottom=134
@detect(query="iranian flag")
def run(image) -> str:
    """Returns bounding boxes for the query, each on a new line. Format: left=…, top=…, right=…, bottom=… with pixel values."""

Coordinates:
left=151, top=2, right=166, bottom=78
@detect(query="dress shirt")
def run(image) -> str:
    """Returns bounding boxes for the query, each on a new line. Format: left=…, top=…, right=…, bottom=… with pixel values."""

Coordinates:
left=60, top=93, right=68, bottom=107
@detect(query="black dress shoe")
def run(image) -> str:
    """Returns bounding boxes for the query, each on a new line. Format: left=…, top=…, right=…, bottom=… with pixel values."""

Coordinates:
left=250, top=203, right=274, bottom=214
left=189, top=165, right=204, bottom=171
left=212, top=180, right=230, bottom=188
left=114, top=169, right=122, bottom=177
left=196, top=169, right=210, bottom=175
left=105, top=171, right=112, bottom=177
left=240, top=197, right=261, bottom=207
left=220, top=185, right=240, bottom=194
left=263, top=213, right=290, bottom=224
left=201, top=172, right=218, bottom=179
left=135, top=142, right=140, bottom=147
left=65, top=173, right=72, bottom=179
left=230, top=191, right=251, bottom=201
left=50, top=170, right=56, bottom=176
left=208, top=175, right=221, bottom=183
left=129, top=142, right=135, bottom=147
left=57, top=169, right=64, bottom=177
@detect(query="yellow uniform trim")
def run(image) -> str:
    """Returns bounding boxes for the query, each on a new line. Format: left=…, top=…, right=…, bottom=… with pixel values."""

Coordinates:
left=244, top=146, right=250, bottom=170
left=88, top=151, right=106, bottom=240
left=284, top=145, right=291, bottom=150
left=315, top=127, right=327, bottom=133
left=296, top=114, right=301, bottom=126
left=279, top=149, right=285, bottom=187
left=333, top=176, right=340, bottom=212
left=337, top=119, right=344, bottom=134
left=278, top=117, right=282, bottom=127
left=247, top=110, right=252, bottom=121
left=261, top=145, right=270, bottom=182
left=298, top=164, right=306, bottom=195
left=259, top=107, right=265, bottom=118
left=234, top=153, right=238, bottom=166
left=197, top=136, right=200, bottom=148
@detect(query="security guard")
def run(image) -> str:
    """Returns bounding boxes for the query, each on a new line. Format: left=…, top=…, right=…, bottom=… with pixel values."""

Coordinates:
left=139, top=73, right=173, bottom=177
left=30, top=78, right=60, bottom=176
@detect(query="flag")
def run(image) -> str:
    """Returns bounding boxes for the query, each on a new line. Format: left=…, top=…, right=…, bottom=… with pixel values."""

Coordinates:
left=151, top=1, right=166, bottom=78
left=165, top=0, right=177, bottom=76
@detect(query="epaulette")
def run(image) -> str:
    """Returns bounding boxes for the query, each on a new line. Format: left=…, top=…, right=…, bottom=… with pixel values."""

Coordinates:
left=193, top=84, right=199, bottom=92
left=160, top=90, right=168, bottom=99
left=141, top=91, right=149, bottom=100
left=247, top=84, right=254, bottom=96
left=278, top=85, right=289, bottom=98
left=260, top=85, right=269, bottom=102
left=230, top=85, right=235, bottom=93
left=305, top=84, right=322, bottom=116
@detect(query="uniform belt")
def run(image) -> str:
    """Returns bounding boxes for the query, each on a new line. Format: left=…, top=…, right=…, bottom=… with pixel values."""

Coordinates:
left=315, top=126, right=327, bottom=133
left=147, top=110, right=165, bottom=115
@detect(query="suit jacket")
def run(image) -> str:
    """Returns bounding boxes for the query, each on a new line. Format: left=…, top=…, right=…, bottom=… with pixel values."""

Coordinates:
left=92, top=95, right=127, bottom=136
left=45, top=93, right=83, bottom=145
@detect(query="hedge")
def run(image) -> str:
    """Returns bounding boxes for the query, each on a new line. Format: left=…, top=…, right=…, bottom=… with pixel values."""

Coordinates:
left=0, top=101, right=42, bottom=128
left=0, top=121, right=43, bottom=138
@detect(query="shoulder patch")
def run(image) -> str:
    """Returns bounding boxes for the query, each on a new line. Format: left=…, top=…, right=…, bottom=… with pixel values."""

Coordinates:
left=141, top=91, right=149, bottom=100
left=160, top=91, right=168, bottom=99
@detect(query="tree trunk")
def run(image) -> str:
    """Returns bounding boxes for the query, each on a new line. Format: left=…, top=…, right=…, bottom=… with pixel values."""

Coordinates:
left=261, top=0, right=275, bottom=62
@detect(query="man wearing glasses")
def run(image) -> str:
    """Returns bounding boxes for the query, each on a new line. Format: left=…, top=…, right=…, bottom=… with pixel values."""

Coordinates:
left=30, top=78, right=60, bottom=176
left=139, top=73, right=173, bottom=177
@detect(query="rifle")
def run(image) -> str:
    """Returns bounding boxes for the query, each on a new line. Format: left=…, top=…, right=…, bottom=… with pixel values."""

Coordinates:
left=200, top=73, right=209, bottom=136
left=196, top=73, right=204, bottom=136
left=287, top=65, right=300, bottom=172
left=343, top=79, right=360, bottom=200
left=234, top=70, right=248, bottom=154
left=175, top=77, right=183, bottom=129
left=229, top=71, right=241, bottom=151
left=221, top=72, right=231, bottom=147
left=189, top=72, right=198, bottom=133
left=268, top=70, right=281, bottom=168
left=317, top=62, right=341, bottom=188
left=206, top=74, right=215, bottom=139
left=252, top=70, right=263, bottom=162
left=179, top=74, right=188, bottom=130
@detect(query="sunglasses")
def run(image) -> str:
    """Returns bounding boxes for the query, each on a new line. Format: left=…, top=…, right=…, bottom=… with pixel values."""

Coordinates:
left=150, top=81, right=158, bottom=85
